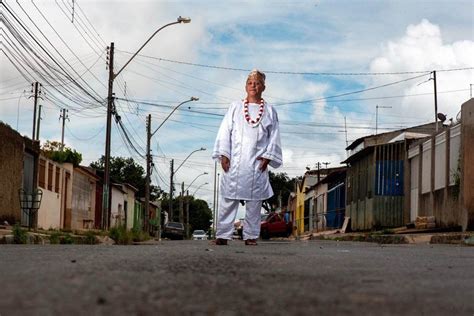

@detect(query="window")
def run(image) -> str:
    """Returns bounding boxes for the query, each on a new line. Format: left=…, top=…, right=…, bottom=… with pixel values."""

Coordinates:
left=39, top=159, right=46, bottom=188
left=55, top=167, right=60, bottom=193
left=47, top=163, right=53, bottom=191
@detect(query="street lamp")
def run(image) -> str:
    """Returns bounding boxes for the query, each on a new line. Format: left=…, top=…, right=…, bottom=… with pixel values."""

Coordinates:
left=192, top=182, right=209, bottom=196
left=175, top=147, right=206, bottom=175
left=145, top=97, right=199, bottom=234
left=185, top=172, right=208, bottom=192
left=102, top=16, right=191, bottom=230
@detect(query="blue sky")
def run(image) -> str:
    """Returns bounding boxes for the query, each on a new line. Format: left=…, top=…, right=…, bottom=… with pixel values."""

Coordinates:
left=1, top=0, right=473, bottom=208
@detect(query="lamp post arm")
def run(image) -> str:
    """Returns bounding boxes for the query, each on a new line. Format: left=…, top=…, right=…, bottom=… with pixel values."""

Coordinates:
left=175, top=147, right=205, bottom=174
left=192, top=182, right=209, bottom=196
left=151, top=98, right=196, bottom=137
left=114, top=21, right=181, bottom=79
left=185, top=172, right=208, bottom=192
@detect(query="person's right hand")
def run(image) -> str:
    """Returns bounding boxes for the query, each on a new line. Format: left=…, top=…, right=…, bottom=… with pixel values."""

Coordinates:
left=221, top=156, right=230, bottom=172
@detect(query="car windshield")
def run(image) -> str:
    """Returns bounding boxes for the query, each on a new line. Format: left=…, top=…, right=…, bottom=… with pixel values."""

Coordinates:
left=167, top=222, right=183, bottom=229
left=193, top=230, right=205, bottom=235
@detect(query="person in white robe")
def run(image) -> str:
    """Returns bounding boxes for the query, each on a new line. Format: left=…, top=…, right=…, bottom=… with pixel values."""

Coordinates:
left=212, top=69, right=282, bottom=245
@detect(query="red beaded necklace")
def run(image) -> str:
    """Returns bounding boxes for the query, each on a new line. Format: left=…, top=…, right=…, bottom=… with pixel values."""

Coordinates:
left=243, top=98, right=265, bottom=126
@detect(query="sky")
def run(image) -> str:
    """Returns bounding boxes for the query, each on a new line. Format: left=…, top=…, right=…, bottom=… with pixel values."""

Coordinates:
left=1, top=0, right=473, bottom=211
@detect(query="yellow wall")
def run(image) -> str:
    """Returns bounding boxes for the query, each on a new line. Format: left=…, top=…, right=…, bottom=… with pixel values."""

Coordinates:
left=295, top=181, right=305, bottom=235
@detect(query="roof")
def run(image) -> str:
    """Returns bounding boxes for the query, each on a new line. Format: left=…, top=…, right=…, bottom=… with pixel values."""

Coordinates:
left=320, top=167, right=347, bottom=184
left=345, top=122, right=442, bottom=150
left=75, top=165, right=101, bottom=180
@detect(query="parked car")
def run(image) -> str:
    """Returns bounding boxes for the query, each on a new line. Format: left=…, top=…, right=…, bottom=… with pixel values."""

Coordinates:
left=162, top=222, right=185, bottom=240
left=260, top=212, right=292, bottom=239
left=192, top=230, right=207, bottom=240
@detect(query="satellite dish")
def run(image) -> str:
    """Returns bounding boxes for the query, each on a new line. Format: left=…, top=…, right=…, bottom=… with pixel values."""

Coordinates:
left=437, top=113, right=447, bottom=122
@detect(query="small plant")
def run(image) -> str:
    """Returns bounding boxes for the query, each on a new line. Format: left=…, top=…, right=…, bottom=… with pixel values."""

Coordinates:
left=84, top=231, right=97, bottom=245
left=61, top=233, right=74, bottom=244
left=49, top=231, right=61, bottom=244
left=109, top=226, right=132, bottom=245
left=12, top=224, right=28, bottom=244
left=131, top=227, right=150, bottom=242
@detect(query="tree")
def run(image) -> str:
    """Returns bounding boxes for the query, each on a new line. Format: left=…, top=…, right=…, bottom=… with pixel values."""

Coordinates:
left=160, top=196, right=212, bottom=232
left=41, top=140, right=82, bottom=166
left=188, top=198, right=213, bottom=232
left=90, top=156, right=161, bottom=200
left=267, top=171, right=296, bottom=211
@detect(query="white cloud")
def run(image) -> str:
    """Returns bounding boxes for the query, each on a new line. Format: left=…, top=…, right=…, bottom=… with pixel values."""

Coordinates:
left=369, top=19, right=474, bottom=121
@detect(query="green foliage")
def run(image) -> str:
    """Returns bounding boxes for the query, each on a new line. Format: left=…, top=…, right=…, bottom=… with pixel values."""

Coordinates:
left=189, top=198, right=213, bottom=231
left=12, top=224, right=28, bottom=244
left=41, top=140, right=82, bottom=166
left=131, top=227, right=150, bottom=242
left=109, top=226, right=133, bottom=245
left=84, top=231, right=97, bottom=244
left=268, top=171, right=296, bottom=210
left=60, top=233, right=74, bottom=244
left=90, top=156, right=161, bottom=199
left=49, top=231, right=61, bottom=244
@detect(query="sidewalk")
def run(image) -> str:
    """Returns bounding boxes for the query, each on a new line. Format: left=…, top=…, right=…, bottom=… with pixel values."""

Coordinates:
left=308, top=229, right=474, bottom=246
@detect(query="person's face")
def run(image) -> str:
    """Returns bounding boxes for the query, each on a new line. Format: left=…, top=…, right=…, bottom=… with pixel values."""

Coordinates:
left=245, top=77, right=265, bottom=99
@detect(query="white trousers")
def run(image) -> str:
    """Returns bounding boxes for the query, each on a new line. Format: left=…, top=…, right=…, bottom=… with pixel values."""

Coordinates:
left=216, top=197, right=262, bottom=240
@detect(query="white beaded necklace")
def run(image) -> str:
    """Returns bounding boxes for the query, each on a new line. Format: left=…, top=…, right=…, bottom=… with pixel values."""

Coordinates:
left=243, top=98, right=264, bottom=126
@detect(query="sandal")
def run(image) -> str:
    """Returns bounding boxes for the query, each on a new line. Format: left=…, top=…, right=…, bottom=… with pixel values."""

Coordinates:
left=244, top=239, right=258, bottom=246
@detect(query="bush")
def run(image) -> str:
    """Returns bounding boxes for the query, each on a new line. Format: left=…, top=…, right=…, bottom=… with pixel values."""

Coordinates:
left=49, top=231, right=61, bottom=244
left=12, top=224, right=28, bottom=244
left=109, top=226, right=132, bottom=245
left=84, top=231, right=97, bottom=245
left=131, top=227, right=150, bottom=242
left=61, top=233, right=74, bottom=244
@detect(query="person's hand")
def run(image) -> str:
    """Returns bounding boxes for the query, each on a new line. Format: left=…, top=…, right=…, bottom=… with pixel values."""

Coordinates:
left=257, top=157, right=270, bottom=171
left=221, top=156, right=230, bottom=172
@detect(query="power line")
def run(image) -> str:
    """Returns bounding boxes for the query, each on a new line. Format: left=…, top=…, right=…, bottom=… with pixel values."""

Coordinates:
left=116, top=50, right=474, bottom=76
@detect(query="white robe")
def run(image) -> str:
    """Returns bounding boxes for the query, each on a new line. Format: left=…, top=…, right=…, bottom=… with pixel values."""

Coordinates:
left=212, top=100, right=283, bottom=200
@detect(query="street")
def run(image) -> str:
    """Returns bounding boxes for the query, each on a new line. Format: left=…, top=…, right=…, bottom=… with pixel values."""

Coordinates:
left=0, top=240, right=473, bottom=316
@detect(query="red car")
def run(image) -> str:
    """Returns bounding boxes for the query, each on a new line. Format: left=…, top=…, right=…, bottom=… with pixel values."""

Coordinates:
left=260, top=212, right=292, bottom=239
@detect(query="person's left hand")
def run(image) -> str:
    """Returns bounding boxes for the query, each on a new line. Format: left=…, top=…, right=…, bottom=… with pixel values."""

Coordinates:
left=257, top=157, right=270, bottom=171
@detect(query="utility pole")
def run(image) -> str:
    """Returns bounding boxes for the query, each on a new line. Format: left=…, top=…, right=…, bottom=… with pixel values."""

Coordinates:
left=102, top=42, right=114, bottom=230
left=344, top=116, right=348, bottom=147
left=433, top=70, right=438, bottom=133
left=35, top=104, right=42, bottom=141
left=323, top=162, right=330, bottom=169
left=31, top=82, right=39, bottom=140
left=169, top=159, right=174, bottom=221
left=316, top=162, right=321, bottom=182
left=186, top=190, right=190, bottom=239
left=212, top=161, right=217, bottom=236
left=60, top=109, right=68, bottom=150
left=179, top=181, right=184, bottom=224
left=144, top=114, right=151, bottom=232
left=375, top=105, right=392, bottom=135
left=216, top=172, right=220, bottom=237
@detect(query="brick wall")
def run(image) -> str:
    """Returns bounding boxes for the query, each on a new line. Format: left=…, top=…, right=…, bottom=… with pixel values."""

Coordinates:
left=0, top=122, right=25, bottom=223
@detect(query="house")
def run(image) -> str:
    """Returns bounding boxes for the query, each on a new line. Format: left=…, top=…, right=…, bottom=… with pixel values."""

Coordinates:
left=295, top=172, right=318, bottom=235
left=36, top=154, right=69, bottom=230
left=319, top=167, right=347, bottom=230
left=407, top=99, right=474, bottom=230
left=343, top=122, right=441, bottom=231
left=68, top=166, right=100, bottom=230
left=295, top=167, right=347, bottom=235
left=0, top=122, right=40, bottom=226
left=110, top=183, right=126, bottom=228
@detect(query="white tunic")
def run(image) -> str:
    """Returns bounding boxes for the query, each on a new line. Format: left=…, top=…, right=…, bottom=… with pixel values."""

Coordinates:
left=212, top=100, right=283, bottom=200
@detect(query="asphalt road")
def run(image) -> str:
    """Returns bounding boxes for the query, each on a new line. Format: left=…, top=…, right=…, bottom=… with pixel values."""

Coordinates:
left=0, top=240, right=473, bottom=316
